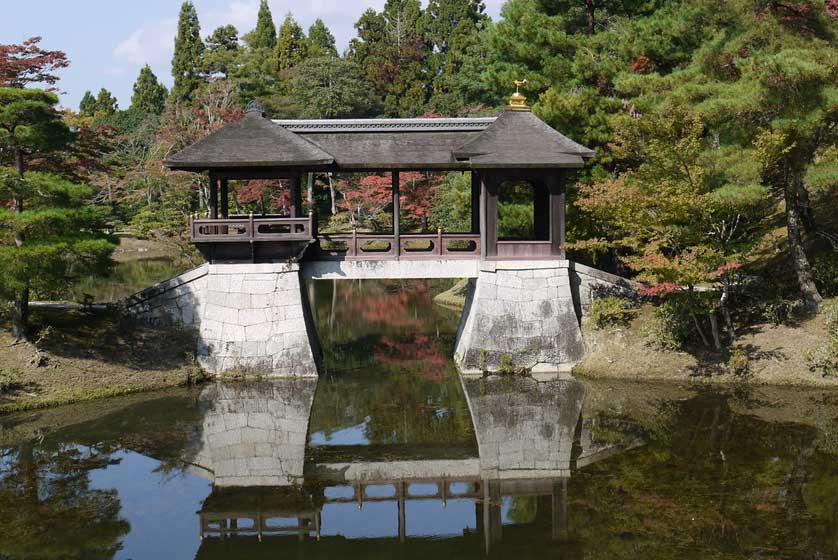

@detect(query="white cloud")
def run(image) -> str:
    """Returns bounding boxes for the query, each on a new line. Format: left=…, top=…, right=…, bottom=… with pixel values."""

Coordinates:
left=113, top=17, right=177, bottom=68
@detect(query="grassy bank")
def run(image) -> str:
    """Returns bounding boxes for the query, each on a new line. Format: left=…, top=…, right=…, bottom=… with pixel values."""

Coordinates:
left=0, top=306, right=208, bottom=415
left=575, top=299, right=838, bottom=387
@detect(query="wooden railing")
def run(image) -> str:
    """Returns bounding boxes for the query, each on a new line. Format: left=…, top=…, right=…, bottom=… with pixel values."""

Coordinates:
left=191, top=214, right=314, bottom=243
left=317, top=231, right=481, bottom=260
left=190, top=215, right=481, bottom=260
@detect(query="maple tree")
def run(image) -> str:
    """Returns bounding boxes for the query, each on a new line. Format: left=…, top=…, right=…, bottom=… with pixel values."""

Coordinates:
left=0, top=37, right=69, bottom=89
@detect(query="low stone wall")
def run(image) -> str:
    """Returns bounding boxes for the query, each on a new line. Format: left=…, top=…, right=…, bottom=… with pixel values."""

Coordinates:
left=570, top=261, right=639, bottom=316
left=124, top=263, right=319, bottom=377
left=454, top=260, right=586, bottom=374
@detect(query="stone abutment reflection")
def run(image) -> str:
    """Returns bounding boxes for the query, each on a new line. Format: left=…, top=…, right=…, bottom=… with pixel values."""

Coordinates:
left=187, top=376, right=638, bottom=556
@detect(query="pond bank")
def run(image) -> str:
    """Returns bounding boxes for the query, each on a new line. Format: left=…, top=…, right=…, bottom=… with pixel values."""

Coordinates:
left=575, top=301, right=837, bottom=387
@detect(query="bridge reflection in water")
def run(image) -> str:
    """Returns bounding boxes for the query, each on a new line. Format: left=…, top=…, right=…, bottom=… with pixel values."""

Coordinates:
left=185, top=376, right=639, bottom=557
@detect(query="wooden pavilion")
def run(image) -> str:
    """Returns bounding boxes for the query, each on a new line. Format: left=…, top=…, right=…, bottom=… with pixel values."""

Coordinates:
left=165, top=86, right=595, bottom=263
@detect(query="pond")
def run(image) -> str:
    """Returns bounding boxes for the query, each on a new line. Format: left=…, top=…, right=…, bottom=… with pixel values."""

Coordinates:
left=1, top=279, right=837, bottom=559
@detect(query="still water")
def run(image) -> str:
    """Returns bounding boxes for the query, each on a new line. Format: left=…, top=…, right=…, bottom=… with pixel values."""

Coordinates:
left=1, top=279, right=837, bottom=559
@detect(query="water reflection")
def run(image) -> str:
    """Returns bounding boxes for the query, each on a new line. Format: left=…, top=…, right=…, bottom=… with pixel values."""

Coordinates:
left=1, top=279, right=837, bottom=559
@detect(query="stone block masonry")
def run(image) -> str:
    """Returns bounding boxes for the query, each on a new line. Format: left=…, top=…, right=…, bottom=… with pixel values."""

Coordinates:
left=455, top=260, right=586, bottom=374
left=124, top=263, right=319, bottom=377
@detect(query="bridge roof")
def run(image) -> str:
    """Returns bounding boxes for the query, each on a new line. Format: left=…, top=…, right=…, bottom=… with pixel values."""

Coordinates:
left=164, top=104, right=595, bottom=172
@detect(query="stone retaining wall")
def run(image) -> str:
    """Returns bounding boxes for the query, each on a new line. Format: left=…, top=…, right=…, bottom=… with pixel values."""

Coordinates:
left=454, top=260, right=586, bottom=374
left=124, top=263, right=319, bottom=377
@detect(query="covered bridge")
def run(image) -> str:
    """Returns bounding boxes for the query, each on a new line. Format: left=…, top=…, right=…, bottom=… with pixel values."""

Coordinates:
left=165, top=87, right=595, bottom=264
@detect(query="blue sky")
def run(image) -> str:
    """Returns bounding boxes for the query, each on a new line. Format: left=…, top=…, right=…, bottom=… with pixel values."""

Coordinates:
left=1, top=0, right=505, bottom=111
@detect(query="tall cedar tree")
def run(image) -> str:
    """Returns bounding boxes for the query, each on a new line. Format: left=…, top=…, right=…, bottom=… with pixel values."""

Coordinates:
left=131, top=65, right=167, bottom=114
left=308, top=19, right=338, bottom=57
left=0, top=88, right=113, bottom=339
left=250, top=0, right=277, bottom=50
left=351, top=0, right=428, bottom=117
left=171, top=1, right=204, bottom=102
left=0, top=37, right=69, bottom=89
left=275, top=14, right=308, bottom=73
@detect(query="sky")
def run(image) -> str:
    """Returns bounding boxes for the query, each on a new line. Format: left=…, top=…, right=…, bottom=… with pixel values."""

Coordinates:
left=0, top=0, right=505, bottom=111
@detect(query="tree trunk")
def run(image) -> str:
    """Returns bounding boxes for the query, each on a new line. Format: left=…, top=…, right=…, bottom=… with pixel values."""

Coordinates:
left=709, top=313, right=723, bottom=350
left=12, top=149, right=28, bottom=340
left=585, top=0, right=596, bottom=36
left=691, top=312, right=711, bottom=348
left=785, top=175, right=822, bottom=310
left=328, top=173, right=337, bottom=215
left=797, top=184, right=816, bottom=233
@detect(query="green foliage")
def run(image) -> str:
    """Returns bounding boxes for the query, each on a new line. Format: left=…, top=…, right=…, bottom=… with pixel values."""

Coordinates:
left=78, top=90, right=96, bottom=116
left=806, top=301, right=838, bottom=378
left=726, top=348, right=751, bottom=378
left=130, top=65, right=167, bottom=114
left=308, top=19, right=337, bottom=57
left=204, top=25, right=240, bottom=78
left=171, top=1, right=204, bottom=102
left=589, top=296, right=637, bottom=330
left=250, top=0, right=277, bottom=50
left=0, top=87, right=72, bottom=157
left=290, top=56, right=372, bottom=118
left=646, top=298, right=695, bottom=351
left=275, top=13, right=308, bottom=73
left=813, top=253, right=838, bottom=297
left=430, top=172, right=472, bottom=232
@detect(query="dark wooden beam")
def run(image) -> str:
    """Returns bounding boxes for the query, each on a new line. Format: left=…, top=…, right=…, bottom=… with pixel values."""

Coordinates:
left=533, top=179, right=550, bottom=241
left=290, top=173, right=302, bottom=218
left=549, top=172, right=566, bottom=257
left=471, top=171, right=480, bottom=234
left=220, top=179, right=229, bottom=219
left=392, top=171, right=400, bottom=260
left=481, top=174, right=498, bottom=258
left=208, top=173, right=218, bottom=219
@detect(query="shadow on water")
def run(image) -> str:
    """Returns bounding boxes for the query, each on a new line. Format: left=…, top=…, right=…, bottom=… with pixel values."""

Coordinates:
left=0, top=279, right=837, bottom=559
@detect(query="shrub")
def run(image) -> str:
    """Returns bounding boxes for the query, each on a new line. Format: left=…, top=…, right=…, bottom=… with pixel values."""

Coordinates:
left=645, top=299, right=694, bottom=350
left=806, top=302, right=838, bottom=377
left=588, top=296, right=636, bottom=330
left=726, top=348, right=751, bottom=378
left=813, top=254, right=838, bottom=297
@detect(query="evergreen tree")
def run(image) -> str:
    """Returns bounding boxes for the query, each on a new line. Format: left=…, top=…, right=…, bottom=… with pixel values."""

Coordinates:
left=290, top=56, right=372, bottom=118
left=308, top=19, right=338, bottom=57
left=249, top=0, right=277, bottom=50
left=350, top=0, right=429, bottom=116
left=94, top=88, right=118, bottom=115
left=275, top=13, right=308, bottom=73
left=204, top=25, right=240, bottom=78
left=78, top=90, right=96, bottom=115
left=0, top=88, right=112, bottom=339
left=171, top=1, right=204, bottom=103
left=130, top=65, right=167, bottom=114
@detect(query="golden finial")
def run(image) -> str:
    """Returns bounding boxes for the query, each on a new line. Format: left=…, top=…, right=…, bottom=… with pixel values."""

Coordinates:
left=507, top=79, right=529, bottom=111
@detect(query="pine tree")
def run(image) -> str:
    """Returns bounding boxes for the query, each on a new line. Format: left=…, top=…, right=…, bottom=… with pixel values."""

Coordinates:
left=93, top=88, right=118, bottom=115
left=308, top=19, right=337, bottom=57
left=0, top=88, right=112, bottom=339
left=171, top=1, right=204, bottom=103
left=78, top=90, right=96, bottom=115
left=275, top=13, right=308, bottom=73
left=204, top=25, right=240, bottom=78
left=250, top=0, right=277, bottom=50
left=131, top=65, right=168, bottom=114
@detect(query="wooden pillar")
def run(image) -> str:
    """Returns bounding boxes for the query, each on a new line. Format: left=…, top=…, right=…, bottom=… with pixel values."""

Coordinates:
left=549, top=173, right=566, bottom=257
left=392, top=170, right=400, bottom=258
left=480, top=174, right=498, bottom=258
left=552, top=478, right=569, bottom=540
left=307, top=172, right=314, bottom=212
left=220, top=179, right=229, bottom=218
left=533, top=179, right=550, bottom=241
left=470, top=171, right=480, bottom=234
left=290, top=173, right=302, bottom=218
left=208, top=173, right=218, bottom=219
